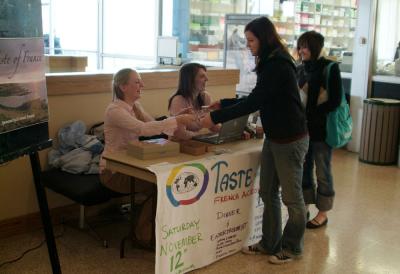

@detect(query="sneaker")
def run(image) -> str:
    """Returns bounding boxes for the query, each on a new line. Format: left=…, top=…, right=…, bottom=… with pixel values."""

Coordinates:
left=268, top=250, right=301, bottom=264
left=241, top=242, right=268, bottom=255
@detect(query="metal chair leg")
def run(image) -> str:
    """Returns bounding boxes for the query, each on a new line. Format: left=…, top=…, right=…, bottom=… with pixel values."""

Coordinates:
left=79, top=205, right=85, bottom=229
left=79, top=205, right=108, bottom=248
left=85, top=220, right=109, bottom=248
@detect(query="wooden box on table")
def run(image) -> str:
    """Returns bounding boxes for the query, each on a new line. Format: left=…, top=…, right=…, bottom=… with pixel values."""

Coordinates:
left=127, top=138, right=180, bottom=160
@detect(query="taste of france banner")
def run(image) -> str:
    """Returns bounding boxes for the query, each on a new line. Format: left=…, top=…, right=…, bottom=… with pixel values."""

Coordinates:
left=150, top=148, right=264, bottom=274
left=0, top=38, right=48, bottom=134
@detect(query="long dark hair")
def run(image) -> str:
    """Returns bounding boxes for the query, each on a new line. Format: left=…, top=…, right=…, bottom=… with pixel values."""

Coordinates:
left=168, top=62, right=207, bottom=110
left=244, top=16, right=288, bottom=73
left=297, top=31, right=325, bottom=61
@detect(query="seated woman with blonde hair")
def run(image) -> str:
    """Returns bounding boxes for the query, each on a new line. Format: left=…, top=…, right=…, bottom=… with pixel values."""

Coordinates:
left=168, top=63, right=220, bottom=140
left=99, top=68, right=196, bottom=241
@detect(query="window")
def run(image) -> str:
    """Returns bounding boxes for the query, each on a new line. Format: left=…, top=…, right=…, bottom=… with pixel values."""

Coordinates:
left=41, top=0, right=358, bottom=72
left=103, top=0, right=158, bottom=69
left=41, top=0, right=159, bottom=71
left=53, top=0, right=98, bottom=69
left=374, top=0, right=400, bottom=76
left=41, top=1, right=50, bottom=36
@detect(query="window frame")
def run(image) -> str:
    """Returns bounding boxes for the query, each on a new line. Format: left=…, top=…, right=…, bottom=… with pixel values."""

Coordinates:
left=42, top=0, right=161, bottom=70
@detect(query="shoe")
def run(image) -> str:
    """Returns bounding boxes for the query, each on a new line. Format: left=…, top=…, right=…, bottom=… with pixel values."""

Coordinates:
left=268, top=250, right=301, bottom=264
left=241, top=242, right=267, bottom=255
left=306, top=217, right=328, bottom=229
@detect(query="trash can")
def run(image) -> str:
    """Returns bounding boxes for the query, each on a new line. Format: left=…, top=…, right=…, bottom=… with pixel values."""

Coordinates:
left=398, top=143, right=400, bottom=167
left=359, top=98, right=400, bottom=165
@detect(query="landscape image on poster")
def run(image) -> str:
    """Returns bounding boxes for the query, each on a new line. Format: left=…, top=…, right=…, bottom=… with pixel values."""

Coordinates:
left=0, top=37, right=48, bottom=134
left=0, top=80, right=48, bottom=133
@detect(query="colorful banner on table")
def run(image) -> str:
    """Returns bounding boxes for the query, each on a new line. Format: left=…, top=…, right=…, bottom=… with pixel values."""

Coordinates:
left=0, top=37, right=48, bottom=134
left=150, top=148, right=264, bottom=274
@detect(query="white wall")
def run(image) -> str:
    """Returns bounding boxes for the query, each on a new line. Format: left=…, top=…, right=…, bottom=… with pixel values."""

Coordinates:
left=347, top=0, right=377, bottom=152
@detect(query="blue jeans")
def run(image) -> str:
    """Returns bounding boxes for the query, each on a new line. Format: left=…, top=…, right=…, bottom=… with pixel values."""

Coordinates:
left=258, top=136, right=309, bottom=256
left=302, top=141, right=335, bottom=211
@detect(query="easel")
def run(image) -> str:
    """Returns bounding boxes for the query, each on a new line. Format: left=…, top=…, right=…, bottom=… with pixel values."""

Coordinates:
left=1, top=3, right=59, bottom=270
left=1, top=139, right=61, bottom=274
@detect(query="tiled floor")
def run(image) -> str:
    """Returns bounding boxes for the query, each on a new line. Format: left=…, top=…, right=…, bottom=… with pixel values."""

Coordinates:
left=1, top=149, right=399, bottom=274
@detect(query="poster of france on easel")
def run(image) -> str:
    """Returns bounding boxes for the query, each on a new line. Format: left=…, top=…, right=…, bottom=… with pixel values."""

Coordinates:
left=0, top=37, right=48, bottom=134
left=150, top=147, right=264, bottom=274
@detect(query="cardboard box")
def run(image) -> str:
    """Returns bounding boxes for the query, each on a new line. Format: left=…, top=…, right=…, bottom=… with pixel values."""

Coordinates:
left=127, top=138, right=180, bottom=160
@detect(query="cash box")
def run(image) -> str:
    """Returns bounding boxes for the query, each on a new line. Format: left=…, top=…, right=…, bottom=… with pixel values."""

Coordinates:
left=127, top=138, right=180, bottom=160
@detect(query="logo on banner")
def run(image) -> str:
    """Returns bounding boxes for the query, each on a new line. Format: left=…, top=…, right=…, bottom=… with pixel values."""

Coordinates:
left=166, top=163, right=209, bottom=207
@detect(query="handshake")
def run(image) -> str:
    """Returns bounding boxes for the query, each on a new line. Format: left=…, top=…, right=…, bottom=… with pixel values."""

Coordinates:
left=175, top=101, right=221, bottom=128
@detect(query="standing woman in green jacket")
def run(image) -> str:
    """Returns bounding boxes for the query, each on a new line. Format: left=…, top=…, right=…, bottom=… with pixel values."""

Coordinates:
left=201, top=16, right=309, bottom=264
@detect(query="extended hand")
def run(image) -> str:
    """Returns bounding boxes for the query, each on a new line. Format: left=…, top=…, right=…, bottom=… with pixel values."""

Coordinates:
left=176, top=107, right=194, bottom=115
left=208, top=101, right=221, bottom=110
left=200, top=113, right=215, bottom=128
left=176, top=114, right=197, bottom=126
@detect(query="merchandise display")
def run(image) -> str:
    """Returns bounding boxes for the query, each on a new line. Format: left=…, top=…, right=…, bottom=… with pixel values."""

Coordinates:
left=187, top=0, right=357, bottom=64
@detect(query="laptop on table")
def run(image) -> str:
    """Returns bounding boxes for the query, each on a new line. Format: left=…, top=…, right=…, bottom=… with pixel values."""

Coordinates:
left=193, top=114, right=249, bottom=144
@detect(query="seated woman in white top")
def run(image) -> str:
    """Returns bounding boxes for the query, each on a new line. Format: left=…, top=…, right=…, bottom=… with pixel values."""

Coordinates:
left=99, top=68, right=196, bottom=241
left=168, top=63, right=220, bottom=140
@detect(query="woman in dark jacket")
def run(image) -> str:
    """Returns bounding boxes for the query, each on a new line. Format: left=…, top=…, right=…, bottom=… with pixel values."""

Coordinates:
left=201, top=16, right=308, bottom=264
left=296, top=31, right=342, bottom=229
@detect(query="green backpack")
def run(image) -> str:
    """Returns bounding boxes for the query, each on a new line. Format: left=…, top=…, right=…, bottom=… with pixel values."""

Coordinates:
left=325, top=62, right=353, bottom=148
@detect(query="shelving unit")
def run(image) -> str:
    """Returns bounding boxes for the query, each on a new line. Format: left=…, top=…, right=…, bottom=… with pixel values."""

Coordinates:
left=270, top=0, right=357, bottom=54
left=186, top=0, right=357, bottom=63
left=188, top=0, right=246, bottom=62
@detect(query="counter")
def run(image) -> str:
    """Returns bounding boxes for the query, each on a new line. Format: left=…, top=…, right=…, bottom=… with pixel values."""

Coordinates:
left=371, top=75, right=400, bottom=100
left=46, top=68, right=239, bottom=96
left=372, top=75, right=400, bottom=84
left=340, top=72, right=352, bottom=99
left=341, top=72, right=352, bottom=79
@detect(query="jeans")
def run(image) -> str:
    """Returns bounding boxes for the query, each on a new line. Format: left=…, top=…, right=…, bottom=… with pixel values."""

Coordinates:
left=302, top=141, right=335, bottom=211
left=258, top=136, right=309, bottom=256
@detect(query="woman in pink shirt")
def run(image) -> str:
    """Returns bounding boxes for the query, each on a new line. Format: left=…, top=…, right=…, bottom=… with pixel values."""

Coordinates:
left=100, top=68, right=196, bottom=241
left=168, top=63, right=219, bottom=140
